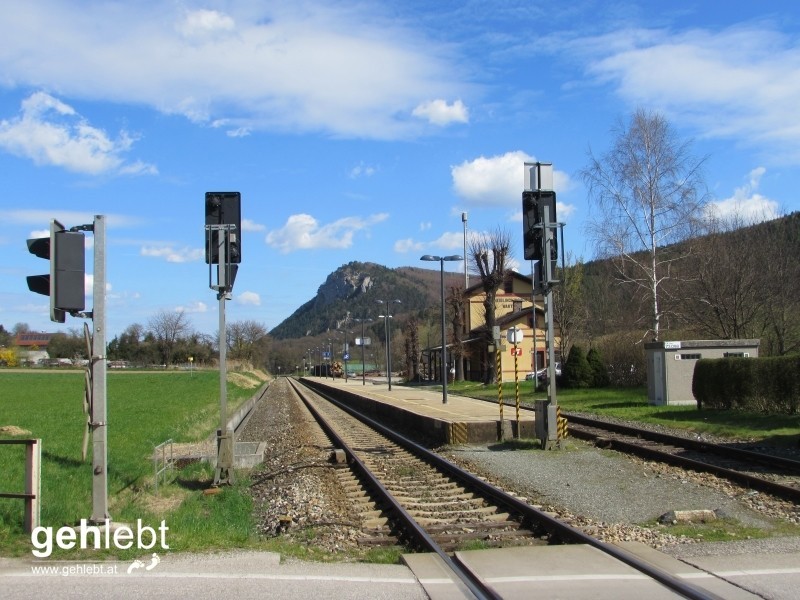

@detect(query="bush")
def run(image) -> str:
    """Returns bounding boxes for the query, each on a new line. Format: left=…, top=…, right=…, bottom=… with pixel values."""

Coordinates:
left=693, top=356, right=800, bottom=414
left=594, top=332, right=647, bottom=387
left=563, top=345, right=593, bottom=388
left=586, top=347, right=610, bottom=387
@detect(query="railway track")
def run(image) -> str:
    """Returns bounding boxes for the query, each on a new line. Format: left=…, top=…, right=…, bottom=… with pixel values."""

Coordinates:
left=288, top=378, right=722, bottom=600
left=564, top=413, right=800, bottom=505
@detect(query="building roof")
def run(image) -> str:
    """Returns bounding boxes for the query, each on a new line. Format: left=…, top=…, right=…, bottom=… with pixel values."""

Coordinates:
left=14, top=332, right=55, bottom=347
left=464, top=270, right=533, bottom=296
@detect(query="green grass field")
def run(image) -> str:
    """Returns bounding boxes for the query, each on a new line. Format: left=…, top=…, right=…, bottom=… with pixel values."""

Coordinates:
left=0, top=370, right=262, bottom=557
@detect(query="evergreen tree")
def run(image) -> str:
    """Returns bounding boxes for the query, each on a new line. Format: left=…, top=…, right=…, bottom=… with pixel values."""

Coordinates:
left=563, top=344, right=592, bottom=388
left=587, top=347, right=610, bottom=387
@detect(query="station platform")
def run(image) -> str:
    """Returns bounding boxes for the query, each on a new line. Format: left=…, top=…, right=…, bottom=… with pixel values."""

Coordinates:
left=402, top=541, right=763, bottom=599
left=299, top=376, right=534, bottom=444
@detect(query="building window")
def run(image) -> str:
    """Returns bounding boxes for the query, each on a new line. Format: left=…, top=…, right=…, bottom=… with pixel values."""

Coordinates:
left=678, top=353, right=702, bottom=360
left=723, top=352, right=746, bottom=358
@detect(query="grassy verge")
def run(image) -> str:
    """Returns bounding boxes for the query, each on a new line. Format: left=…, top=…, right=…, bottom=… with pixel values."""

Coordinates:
left=440, top=380, right=800, bottom=447
left=0, top=369, right=263, bottom=558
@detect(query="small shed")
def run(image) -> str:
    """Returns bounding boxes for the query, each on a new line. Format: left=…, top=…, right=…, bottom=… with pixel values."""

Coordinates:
left=645, top=339, right=760, bottom=406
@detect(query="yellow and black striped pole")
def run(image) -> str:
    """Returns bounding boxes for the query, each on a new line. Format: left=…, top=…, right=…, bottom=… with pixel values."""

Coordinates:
left=496, top=349, right=503, bottom=441
left=514, top=342, right=520, bottom=438
left=557, top=405, right=568, bottom=441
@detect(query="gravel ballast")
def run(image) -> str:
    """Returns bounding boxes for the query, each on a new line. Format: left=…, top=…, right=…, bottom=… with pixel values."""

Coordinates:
left=240, top=379, right=800, bottom=559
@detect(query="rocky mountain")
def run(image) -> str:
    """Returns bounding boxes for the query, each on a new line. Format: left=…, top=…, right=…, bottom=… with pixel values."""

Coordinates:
left=269, top=261, right=462, bottom=340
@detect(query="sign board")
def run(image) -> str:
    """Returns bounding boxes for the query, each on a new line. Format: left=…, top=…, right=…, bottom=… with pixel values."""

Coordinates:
left=343, top=353, right=350, bottom=361
left=510, top=347, right=522, bottom=356
left=506, top=327, right=523, bottom=344
left=322, top=351, right=331, bottom=359
left=664, top=341, right=682, bottom=350
left=492, top=326, right=501, bottom=341
left=355, top=337, right=371, bottom=346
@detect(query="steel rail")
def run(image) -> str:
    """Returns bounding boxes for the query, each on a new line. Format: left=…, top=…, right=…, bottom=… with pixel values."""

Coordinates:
left=297, top=378, right=725, bottom=600
left=568, top=423, right=800, bottom=504
left=287, top=378, right=501, bottom=600
left=565, top=413, right=800, bottom=473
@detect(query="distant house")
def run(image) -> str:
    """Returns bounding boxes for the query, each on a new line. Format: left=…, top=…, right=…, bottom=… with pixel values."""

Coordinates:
left=14, top=332, right=55, bottom=349
left=425, top=271, right=561, bottom=383
left=14, top=332, right=55, bottom=365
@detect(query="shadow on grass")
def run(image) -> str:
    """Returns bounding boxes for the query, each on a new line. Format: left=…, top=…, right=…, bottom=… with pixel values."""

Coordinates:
left=587, top=401, right=648, bottom=410
left=42, top=450, right=85, bottom=468
left=175, top=477, right=212, bottom=491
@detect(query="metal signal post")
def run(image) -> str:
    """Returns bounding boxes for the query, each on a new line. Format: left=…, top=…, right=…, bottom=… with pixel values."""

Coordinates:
left=205, top=191, right=241, bottom=486
left=26, top=215, right=109, bottom=521
left=523, top=163, right=565, bottom=450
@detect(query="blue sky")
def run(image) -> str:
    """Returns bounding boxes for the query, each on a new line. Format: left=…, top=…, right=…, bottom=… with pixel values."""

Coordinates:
left=1, top=1, right=797, bottom=339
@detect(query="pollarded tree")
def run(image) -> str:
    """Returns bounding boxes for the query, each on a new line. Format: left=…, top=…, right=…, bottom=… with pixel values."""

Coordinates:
left=581, top=108, right=707, bottom=341
left=470, top=228, right=512, bottom=383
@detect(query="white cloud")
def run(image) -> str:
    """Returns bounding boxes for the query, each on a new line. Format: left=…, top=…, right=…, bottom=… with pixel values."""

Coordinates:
left=452, top=151, right=572, bottom=206
left=0, top=3, right=466, bottom=140
left=241, top=219, right=266, bottom=232
left=580, top=25, right=800, bottom=162
left=141, top=245, right=204, bottom=263
left=237, top=291, right=261, bottom=306
left=226, top=127, right=251, bottom=138
left=9, top=210, right=143, bottom=228
left=412, top=99, right=469, bottom=126
left=394, top=231, right=467, bottom=254
left=175, top=301, right=207, bottom=314
left=349, top=162, right=377, bottom=178
left=266, top=212, right=389, bottom=253
left=176, top=9, right=236, bottom=39
left=0, top=92, right=157, bottom=175
left=394, top=238, right=424, bottom=253
left=706, top=167, right=779, bottom=223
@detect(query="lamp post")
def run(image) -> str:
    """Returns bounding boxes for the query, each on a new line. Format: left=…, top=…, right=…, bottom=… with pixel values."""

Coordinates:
left=421, top=254, right=463, bottom=404
left=462, top=212, right=469, bottom=289
left=353, top=317, right=370, bottom=386
left=377, top=299, right=401, bottom=390
left=337, top=329, right=352, bottom=382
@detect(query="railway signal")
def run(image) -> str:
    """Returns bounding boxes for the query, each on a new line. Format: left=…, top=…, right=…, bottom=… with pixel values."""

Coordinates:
left=205, top=191, right=241, bottom=264
left=26, top=219, right=85, bottom=323
left=205, top=192, right=243, bottom=486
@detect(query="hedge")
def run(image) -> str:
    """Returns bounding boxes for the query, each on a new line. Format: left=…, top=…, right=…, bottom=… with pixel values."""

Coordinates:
left=692, top=356, right=800, bottom=414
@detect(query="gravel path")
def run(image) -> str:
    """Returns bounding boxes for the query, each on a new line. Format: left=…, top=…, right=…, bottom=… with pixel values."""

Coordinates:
left=447, top=442, right=774, bottom=527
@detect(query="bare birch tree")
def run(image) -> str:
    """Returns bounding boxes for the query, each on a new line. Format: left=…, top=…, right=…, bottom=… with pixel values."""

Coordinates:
left=581, top=108, right=707, bottom=341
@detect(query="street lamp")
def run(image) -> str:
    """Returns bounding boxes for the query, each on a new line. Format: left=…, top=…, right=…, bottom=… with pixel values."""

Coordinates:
left=421, top=254, right=463, bottom=404
left=353, top=317, right=371, bottom=386
left=337, top=328, right=352, bottom=382
left=377, top=299, right=401, bottom=390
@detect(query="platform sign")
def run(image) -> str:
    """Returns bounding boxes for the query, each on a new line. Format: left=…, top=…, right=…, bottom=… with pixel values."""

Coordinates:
left=507, top=327, right=523, bottom=344
left=322, top=351, right=331, bottom=359
left=510, top=347, right=523, bottom=356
